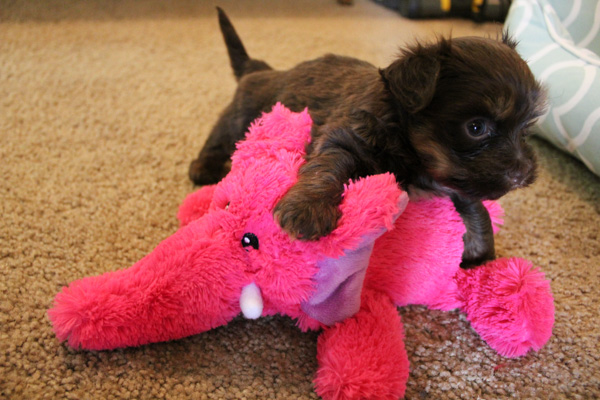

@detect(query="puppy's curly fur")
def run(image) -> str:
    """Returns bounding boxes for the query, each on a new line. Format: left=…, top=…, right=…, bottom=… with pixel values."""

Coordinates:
left=189, top=8, right=546, bottom=267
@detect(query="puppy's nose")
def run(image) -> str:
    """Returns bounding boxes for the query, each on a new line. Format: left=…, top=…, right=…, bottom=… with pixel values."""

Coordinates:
left=510, top=172, right=526, bottom=187
left=509, top=165, right=532, bottom=188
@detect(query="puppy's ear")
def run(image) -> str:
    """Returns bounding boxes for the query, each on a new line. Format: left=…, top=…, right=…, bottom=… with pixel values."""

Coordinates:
left=380, top=42, right=443, bottom=113
left=501, top=30, right=518, bottom=49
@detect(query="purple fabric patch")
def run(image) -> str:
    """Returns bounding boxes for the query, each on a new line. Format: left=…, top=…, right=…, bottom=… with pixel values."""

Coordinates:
left=300, top=241, right=374, bottom=325
left=301, top=192, right=408, bottom=326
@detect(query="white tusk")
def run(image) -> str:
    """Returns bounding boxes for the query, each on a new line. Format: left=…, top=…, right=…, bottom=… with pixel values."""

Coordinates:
left=240, top=282, right=263, bottom=319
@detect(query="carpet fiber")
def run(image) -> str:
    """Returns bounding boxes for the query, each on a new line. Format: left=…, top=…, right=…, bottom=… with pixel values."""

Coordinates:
left=1, top=1, right=599, bottom=398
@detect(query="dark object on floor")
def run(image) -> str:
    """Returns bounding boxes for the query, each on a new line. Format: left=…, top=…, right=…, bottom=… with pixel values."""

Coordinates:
left=373, top=0, right=512, bottom=22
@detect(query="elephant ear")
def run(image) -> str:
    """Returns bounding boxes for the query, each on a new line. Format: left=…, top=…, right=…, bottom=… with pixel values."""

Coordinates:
left=233, top=102, right=313, bottom=163
left=301, top=173, right=408, bottom=325
left=318, top=173, right=408, bottom=256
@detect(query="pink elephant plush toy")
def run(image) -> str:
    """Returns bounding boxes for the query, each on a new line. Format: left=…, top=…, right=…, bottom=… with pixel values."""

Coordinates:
left=49, top=104, right=554, bottom=400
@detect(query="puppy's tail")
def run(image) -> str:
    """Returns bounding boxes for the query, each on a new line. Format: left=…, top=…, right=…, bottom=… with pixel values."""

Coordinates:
left=217, top=7, right=272, bottom=80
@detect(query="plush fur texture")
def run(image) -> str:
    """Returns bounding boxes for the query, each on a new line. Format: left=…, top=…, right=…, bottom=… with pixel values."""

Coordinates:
left=50, top=105, right=554, bottom=399
left=314, top=290, right=408, bottom=400
left=189, top=9, right=546, bottom=269
left=455, top=257, right=556, bottom=358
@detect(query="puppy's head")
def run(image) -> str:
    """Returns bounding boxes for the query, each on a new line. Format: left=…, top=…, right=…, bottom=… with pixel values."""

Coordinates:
left=381, top=34, right=546, bottom=200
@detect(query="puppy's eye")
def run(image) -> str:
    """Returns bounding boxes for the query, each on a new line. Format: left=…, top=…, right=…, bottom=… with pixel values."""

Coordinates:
left=465, top=118, right=490, bottom=138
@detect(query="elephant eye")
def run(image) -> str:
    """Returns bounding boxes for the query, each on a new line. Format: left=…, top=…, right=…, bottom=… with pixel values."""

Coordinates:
left=241, top=233, right=259, bottom=251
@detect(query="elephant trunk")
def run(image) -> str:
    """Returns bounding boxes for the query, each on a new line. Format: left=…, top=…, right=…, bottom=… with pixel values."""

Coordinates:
left=48, top=216, right=246, bottom=350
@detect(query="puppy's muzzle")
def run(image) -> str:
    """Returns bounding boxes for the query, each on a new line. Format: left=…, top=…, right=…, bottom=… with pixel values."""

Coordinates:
left=509, top=171, right=528, bottom=188
left=508, top=161, right=535, bottom=189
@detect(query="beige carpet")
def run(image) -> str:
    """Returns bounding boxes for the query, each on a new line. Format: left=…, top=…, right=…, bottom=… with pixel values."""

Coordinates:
left=2, top=1, right=599, bottom=398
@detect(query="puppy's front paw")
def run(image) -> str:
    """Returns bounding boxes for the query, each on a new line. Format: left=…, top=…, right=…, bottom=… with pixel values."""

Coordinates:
left=460, top=252, right=495, bottom=269
left=459, top=237, right=496, bottom=269
left=274, top=192, right=341, bottom=241
left=188, top=158, right=230, bottom=186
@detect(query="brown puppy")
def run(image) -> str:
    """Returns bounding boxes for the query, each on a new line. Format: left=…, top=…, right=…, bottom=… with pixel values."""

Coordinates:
left=189, top=8, right=546, bottom=267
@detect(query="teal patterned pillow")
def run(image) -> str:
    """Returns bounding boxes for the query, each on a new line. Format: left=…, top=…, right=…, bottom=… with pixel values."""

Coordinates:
left=546, top=0, right=600, bottom=55
left=504, top=0, right=600, bottom=176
